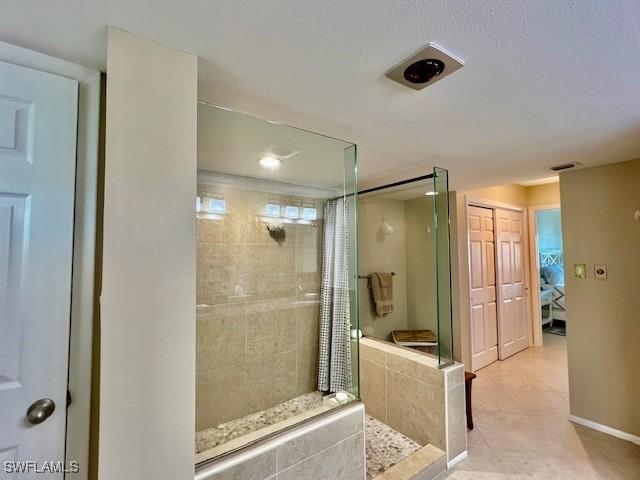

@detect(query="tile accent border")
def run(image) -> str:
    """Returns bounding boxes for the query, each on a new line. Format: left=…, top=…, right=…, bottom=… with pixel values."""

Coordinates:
left=569, top=415, right=640, bottom=446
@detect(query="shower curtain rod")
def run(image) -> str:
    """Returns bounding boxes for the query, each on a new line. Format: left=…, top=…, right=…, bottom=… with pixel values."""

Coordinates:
left=328, top=173, right=436, bottom=201
left=357, top=173, right=435, bottom=196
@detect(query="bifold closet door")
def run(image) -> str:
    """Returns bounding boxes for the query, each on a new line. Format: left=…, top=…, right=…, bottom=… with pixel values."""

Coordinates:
left=468, top=206, right=499, bottom=370
left=495, top=208, right=529, bottom=359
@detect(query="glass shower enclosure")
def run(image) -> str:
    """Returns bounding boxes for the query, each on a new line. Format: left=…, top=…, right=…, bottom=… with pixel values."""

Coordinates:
left=195, top=102, right=359, bottom=464
left=357, top=168, right=454, bottom=366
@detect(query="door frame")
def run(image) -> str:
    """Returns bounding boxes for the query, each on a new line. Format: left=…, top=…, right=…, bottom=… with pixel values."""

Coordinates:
left=527, top=203, right=561, bottom=347
left=0, top=40, right=100, bottom=479
left=462, top=196, right=533, bottom=371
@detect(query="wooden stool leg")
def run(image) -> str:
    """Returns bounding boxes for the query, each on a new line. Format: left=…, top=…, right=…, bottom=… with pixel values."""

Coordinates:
left=466, top=381, right=473, bottom=430
left=464, top=372, right=476, bottom=430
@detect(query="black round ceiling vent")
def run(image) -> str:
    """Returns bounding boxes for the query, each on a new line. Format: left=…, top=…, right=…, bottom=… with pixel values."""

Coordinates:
left=403, top=59, right=445, bottom=84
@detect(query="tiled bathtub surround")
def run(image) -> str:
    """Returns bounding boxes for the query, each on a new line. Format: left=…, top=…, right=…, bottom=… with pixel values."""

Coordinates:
left=195, top=403, right=366, bottom=480
left=196, top=184, right=325, bottom=432
left=359, top=337, right=466, bottom=464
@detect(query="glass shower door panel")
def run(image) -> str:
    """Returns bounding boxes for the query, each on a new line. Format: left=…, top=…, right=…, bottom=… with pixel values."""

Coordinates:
left=433, top=167, right=454, bottom=366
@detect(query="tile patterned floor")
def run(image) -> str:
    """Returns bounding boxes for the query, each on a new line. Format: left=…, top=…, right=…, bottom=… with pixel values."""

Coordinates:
left=440, top=334, right=640, bottom=479
left=365, top=414, right=422, bottom=479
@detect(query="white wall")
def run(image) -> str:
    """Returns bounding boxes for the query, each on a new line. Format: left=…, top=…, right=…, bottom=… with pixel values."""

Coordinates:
left=358, top=197, right=408, bottom=339
left=405, top=196, right=437, bottom=332
left=99, top=28, right=197, bottom=480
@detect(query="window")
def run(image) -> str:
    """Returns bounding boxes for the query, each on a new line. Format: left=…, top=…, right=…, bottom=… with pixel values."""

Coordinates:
left=302, top=207, right=317, bottom=221
left=284, top=205, right=299, bottom=219
left=266, top=203, right=281, bottom=217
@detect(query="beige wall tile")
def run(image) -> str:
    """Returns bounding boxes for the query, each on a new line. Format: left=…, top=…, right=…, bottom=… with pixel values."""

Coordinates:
left=196, top=303, right=246, bottom=369
left=445, top=364, right=464, bottom=390
left=197, top=217, right=224, bottom=243
left=196, top=187, right=324, bottom=428
left=297, top=272, right=321, bottom=295
left=254, top=274, right=299, bottom=300
left=196, top=364, right=248, bottom=430
left=386, top=369, right=445, bottom=448
left=199, top=188, right=251, bottom=245
left=359, top=340, right=386, bottom=366
left=206, top=448, right=276, bottom=480
left=277, top=432, right=365, bottom=480
left=296, top=244, right=320, bottom=274
left=360, top=357, right=387, bottom=423
left=296, top=304, right=320, bottom=349
left=197, top=243, right=247, bottom=304
left=386, top=350, right=444, bottom=389
left=296, top=347, right=319, bottom=395
left=295, top=223, right=322, bottom=247
left=446, top=383, right=467, bottom=460
left=276, top=406, right=363, bottom=470
left=246, top=307, right=296, bottom=360
left=246, top=350, right=297, bottom=413
left=247, top=244, right=296, bottom=274
left=359, top=338, right=454, bottom=454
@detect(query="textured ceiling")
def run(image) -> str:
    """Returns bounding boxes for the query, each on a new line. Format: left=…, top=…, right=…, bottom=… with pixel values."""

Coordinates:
left=3, top=0, right=640, bottom=190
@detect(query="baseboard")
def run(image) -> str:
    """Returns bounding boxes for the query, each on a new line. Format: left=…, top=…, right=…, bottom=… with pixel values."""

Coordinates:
left=569, top=415, right=640, bottom=446
left=446, top=450, right=467, bottom=469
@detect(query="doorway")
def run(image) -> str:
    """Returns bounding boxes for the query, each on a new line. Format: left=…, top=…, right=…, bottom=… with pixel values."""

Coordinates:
left=467, top=202, right=530, bottom=371
left=528, top=204, right=566, bottom=345
left=0, top=41, right=99, bottom=478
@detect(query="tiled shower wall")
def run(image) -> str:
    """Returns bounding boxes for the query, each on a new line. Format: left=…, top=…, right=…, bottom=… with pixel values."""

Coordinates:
left=196, top=185, right=325, bottom=431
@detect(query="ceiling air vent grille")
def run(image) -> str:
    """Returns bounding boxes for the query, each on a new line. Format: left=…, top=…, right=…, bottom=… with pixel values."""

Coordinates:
left=550, top=162, right=582, bottom=172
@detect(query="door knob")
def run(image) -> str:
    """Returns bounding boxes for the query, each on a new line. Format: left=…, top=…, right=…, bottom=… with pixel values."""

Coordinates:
left=26, top=398, right=55, bottom=425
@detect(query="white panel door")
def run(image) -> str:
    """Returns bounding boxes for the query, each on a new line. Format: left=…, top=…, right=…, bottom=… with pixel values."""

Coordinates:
left=468, top=206, right=498, bottom=370
left=495, top=209, right=529, bottom=360
left=0, top=60, right=78, bottom=476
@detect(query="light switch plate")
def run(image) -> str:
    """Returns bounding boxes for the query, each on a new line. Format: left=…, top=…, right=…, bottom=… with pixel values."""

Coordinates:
left=594, top=264, right=608, bottom=280
left=573, top=263, right=587, bottom=279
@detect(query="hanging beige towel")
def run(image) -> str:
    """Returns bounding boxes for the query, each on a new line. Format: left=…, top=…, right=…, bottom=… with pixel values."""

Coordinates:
left=370, top=272, right=394, bottom=317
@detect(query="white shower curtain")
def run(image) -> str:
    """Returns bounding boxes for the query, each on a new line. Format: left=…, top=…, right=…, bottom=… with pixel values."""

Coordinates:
left=317, top=197, right=353, bottom=394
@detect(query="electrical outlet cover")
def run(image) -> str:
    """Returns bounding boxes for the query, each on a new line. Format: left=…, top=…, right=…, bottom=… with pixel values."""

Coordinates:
left=594, top=264, right=608, bottom=280
left=573, top=263, right=587, bottom=279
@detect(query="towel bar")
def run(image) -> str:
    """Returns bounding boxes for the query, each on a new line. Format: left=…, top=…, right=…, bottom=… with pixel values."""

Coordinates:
left=358, top=272, right=395, bottom=279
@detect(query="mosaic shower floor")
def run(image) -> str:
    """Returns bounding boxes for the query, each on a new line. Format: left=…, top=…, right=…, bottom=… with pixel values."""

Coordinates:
left=365, top=414, right=422, bottom=480
left=196, top=391, right=325, bottom=456
left=196, top=393, right=422, bottom=477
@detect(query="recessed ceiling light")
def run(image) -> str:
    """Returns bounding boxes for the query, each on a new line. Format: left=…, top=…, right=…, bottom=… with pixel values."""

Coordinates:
left=259, top=155, right=282, bottom=169
left=425, top=191, right=437, bottom=196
